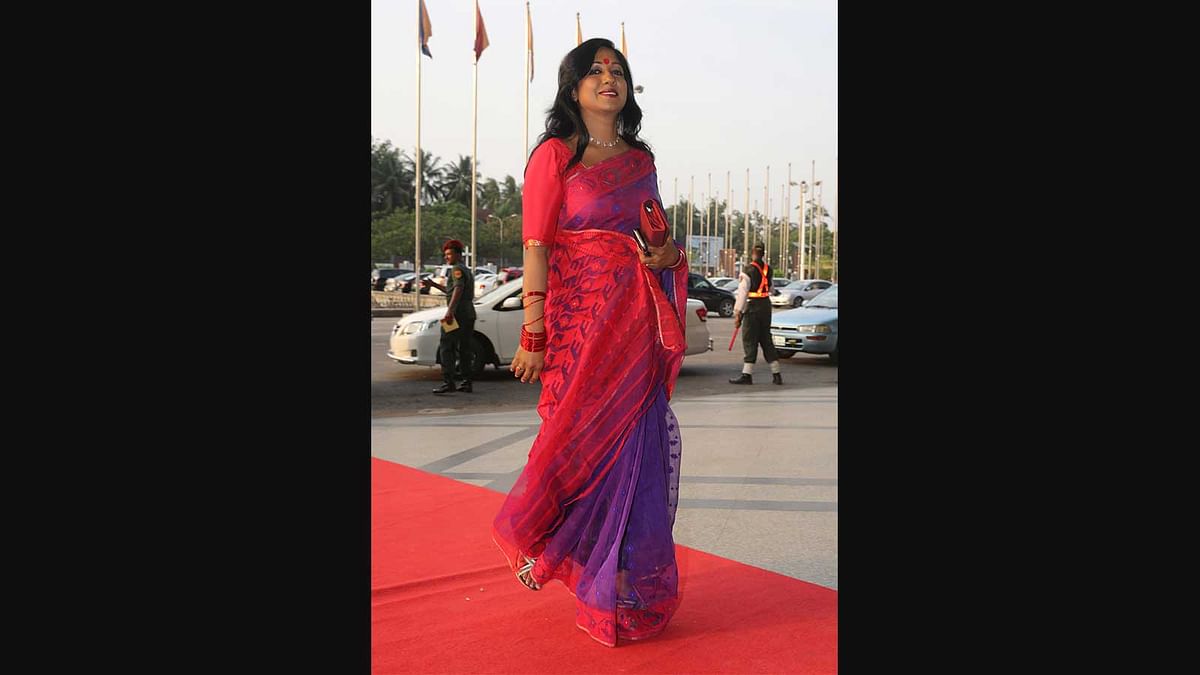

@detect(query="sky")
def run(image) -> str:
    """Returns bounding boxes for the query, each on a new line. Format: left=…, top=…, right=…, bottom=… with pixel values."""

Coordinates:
left=371, top=0, right=837, bottom=227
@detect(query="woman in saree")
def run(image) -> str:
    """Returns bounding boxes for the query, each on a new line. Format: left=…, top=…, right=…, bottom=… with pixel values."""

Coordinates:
left=491, top=39, right=689, bottom=647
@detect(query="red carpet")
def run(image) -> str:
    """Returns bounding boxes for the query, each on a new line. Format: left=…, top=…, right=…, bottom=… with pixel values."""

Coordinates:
left=373, top=458, right=838, bottom=674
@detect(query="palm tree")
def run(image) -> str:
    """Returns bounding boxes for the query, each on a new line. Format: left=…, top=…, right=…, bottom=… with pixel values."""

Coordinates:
left=442, top=155, right=481, bottom=207
left=480, top=177, right=501, bottom=213
left=496, top=175, right=522, bottom=217
left=371, top=138, right=413, bottom=213
left=404, top=149, right=446, bottom=205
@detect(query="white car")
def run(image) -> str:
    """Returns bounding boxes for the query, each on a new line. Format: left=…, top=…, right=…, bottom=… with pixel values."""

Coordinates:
left=428, top=265, right=494, bottom=296
left=474, top=273, right=502, bottom=297
left=770, top=279, right=835, bottom=308
left=388, top=278, right=713, bottom=376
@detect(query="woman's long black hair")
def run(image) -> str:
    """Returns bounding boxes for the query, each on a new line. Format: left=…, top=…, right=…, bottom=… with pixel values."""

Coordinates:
left=526, top=38, right=653, bottom=175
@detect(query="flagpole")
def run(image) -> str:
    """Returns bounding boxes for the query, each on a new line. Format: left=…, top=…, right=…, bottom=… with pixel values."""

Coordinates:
left=705, top=173, right=711, bottom=277
left=763, top=166, right=770, bottom=270
left=744, top=168, right=749, bottom=268
left=786, top=162, right=792, bottom=278
left=727, top=188, right=733, bottom=276
left=810, top=160, right=816, bottom=277
left=471, top=1, right=479, bottom=270
left=832, top=157, right=838, bottom=283
left=687, top=176, right=694, bottom=269
left=525, top=2, right=531, bottom=164
left=414, top=0, right=424, bottom=310
left=672, top=177, right=677, bottom=241
left=778, top=183, right=784, bottom=275
left=725, top=170, right=731, bottom=275
left=799, top=181, right=807, bottom=280
left=817, top=180, right=824, bottom=279
left=702, top=192, right=707, bottom=277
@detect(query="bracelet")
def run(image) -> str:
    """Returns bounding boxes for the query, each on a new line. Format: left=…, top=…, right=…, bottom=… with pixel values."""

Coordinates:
left=666, top=246, right=686, bottom=270
left=522, top=290, right=546, bottom=299
left=520, top=326, right=547, bottom=352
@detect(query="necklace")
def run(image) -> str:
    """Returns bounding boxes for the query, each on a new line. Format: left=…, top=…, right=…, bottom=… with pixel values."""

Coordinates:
left=589, top=135, right=620, bottom=148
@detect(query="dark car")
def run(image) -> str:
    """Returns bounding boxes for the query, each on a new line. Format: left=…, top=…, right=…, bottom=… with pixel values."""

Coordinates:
left=371, top=268, right=411, bottom=291
left=687, top=273, right=736, bottom=317
left=394, top=272, right=434, bottom=293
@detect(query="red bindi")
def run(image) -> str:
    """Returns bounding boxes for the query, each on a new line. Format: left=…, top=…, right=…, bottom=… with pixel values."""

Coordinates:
left=602, top=58, right=610, bottom=64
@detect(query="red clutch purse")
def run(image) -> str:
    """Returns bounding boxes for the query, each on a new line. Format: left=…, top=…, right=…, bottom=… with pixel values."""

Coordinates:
left=638, top=199, right=670, bottom=250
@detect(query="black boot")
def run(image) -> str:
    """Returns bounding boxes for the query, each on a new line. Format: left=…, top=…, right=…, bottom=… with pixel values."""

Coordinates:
left=456, top=381, right=473, bottom=393
left=772, top=372, right=783, bottom=385
left=729, top=373, right=753, bottom=385
left=432, top=383, right=455, bottom=394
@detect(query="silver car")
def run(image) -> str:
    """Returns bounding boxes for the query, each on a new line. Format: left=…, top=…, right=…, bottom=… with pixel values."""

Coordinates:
left=387, top=278, right=713, bottom=376
left=770, top=279, right=834, bottom=308
left=769, top=284, right=838, bottom=363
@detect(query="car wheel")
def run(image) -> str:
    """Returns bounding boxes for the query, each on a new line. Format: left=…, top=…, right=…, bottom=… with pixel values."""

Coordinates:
left=792, top=297, right=803, bottom=308
left=469, top=334, right=490, bottom=377
left=829, top=346, right=838, bottom=365
left=719, top=298, right=734, bottom=317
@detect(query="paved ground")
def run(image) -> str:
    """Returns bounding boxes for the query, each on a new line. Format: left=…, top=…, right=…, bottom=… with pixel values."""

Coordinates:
left=372, top=382, right=838, bottom=589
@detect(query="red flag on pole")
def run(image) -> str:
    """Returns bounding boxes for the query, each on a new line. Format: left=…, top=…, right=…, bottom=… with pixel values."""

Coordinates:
left=474, top=2, right=490, bottom=62
left=526, top=2, right=534, bottom=81
left=418, top=0, right=433, bottom=57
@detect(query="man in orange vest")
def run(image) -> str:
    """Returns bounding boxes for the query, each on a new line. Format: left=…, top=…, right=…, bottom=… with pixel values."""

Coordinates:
left=730, top=242, right=783, bottom=385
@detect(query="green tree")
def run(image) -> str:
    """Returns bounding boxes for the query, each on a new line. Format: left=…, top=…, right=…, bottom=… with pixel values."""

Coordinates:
left=407, top=149, right=446, bottom=205
left=371, top=138, right=413, bottom=214
left=442, top=155, right=482, bottom=207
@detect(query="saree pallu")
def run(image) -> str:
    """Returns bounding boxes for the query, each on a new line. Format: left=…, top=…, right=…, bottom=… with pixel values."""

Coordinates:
left=492, top=143, right=689, bottom=646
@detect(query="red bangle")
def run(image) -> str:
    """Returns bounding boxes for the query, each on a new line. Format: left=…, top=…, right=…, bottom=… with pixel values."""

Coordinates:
left=520, top=326, right=547, bottom=352
left=667, top=247, right=686, bottom=269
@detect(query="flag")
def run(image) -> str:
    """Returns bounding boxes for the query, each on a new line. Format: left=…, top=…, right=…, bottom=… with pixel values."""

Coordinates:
left=474, top=2, right=489, bottom=62
left=575, top=12, right=582, bottom=46
left=526, top=2, right=534, bottom=81
left=620, top=22, right=627, bottom=57
left=419, top=0, right=433, bottom=58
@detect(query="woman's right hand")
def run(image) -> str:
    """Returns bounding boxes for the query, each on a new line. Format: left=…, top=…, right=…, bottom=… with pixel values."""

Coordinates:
left=510, top=347, right=546, bottom=383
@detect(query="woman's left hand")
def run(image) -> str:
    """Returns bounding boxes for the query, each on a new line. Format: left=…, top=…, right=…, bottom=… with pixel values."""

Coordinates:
left=639, top=238, right=681, bottom=271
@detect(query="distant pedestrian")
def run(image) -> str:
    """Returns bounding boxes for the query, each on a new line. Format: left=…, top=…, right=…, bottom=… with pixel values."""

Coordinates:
left=730, top=242, right=782, bottom=385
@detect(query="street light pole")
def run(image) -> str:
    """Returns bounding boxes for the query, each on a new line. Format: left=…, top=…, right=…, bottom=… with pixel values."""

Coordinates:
left=815, top=180, right=824, bottom=279
left=798, top=181, right=808, bottom=279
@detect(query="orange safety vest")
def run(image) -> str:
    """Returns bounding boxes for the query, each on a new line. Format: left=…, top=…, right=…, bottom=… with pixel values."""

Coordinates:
left=748, top=262, right=771, bottom=297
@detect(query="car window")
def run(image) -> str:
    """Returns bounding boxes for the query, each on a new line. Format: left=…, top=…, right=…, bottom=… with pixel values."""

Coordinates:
left=695, top=280, right=713, bottom=290
left=814, top=281, right=831, bottom=289
left=806, top=285, right=838, bottom=308
left=475, top=278, right=524, bottom=306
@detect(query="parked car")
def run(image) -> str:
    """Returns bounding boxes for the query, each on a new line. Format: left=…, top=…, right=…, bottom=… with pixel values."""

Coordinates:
left=392, top=272, right=433, bottom=294
left=686, top=273, right=736, bottom=317
left=770, top=279, right=834, bottom=308
left=371, top=268, right=411, bottom=291
left=428, top=265, right=495, bottom=296
left=388, top=279, right=713, bottom=376
left=707, top=276, right=735, bottom=289
left=475, top=273, right=502, bottom=297
left=768, top=284, right=837, bottom=363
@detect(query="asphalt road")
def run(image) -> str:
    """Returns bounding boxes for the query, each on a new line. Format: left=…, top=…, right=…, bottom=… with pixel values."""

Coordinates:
left=371, top=308, right=837, bottom=417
